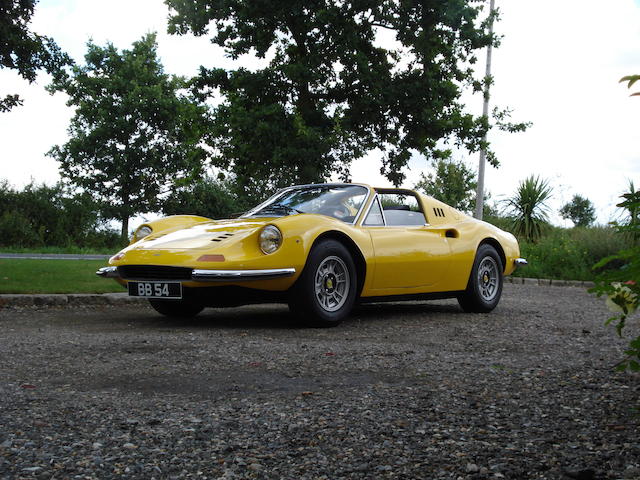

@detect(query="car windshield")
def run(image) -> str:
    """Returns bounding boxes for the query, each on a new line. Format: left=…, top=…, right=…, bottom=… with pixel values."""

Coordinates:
left=244, top=185, right=369, bottom=223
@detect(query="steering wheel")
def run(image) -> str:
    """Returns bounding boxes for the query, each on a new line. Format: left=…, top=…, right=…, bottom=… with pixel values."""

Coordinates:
left=319, top=204, right=350, bottom=220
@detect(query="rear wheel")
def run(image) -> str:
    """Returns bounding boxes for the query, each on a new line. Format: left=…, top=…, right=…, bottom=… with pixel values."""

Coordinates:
left=148, top=299, right=204, bottom=318
left=457, top=244, right=503, bottom=313
left=288, top=239, right=357, bottom=327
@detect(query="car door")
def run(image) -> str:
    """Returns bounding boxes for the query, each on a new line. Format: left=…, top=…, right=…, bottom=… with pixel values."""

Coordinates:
left=362, top=194, right=452, bottom=290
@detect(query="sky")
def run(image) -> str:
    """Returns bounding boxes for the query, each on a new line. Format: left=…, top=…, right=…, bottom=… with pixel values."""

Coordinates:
left=1, top=0, right=639, bottom=225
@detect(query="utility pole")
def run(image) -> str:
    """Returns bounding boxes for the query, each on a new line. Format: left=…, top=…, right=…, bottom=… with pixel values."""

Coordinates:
left=474, top=0, right=495, bottom=220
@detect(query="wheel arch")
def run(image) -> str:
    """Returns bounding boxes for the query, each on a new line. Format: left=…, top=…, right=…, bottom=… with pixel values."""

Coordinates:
left=478, top=238, right=506, bottom=272
left=310, top=231, right=367, bottom=296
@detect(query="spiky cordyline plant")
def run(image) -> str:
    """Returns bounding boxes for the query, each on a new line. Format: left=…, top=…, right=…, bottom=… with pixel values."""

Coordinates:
left=504, top=175, right=553, bottom=242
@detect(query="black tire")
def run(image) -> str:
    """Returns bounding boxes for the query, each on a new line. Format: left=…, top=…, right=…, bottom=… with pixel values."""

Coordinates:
left=288, top=239, right=357, bottom=327
left=457, top=244, right=504, bottom=313
left=148, top=299, right=204, bottom=318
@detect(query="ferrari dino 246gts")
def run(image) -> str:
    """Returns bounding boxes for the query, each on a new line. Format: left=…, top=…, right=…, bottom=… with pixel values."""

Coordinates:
left=97, top=183, right=526, bottom=326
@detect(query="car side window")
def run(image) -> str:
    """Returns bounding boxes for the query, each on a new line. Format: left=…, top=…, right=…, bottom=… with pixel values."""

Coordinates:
left=378, top=193, right=427, bottom=226
left=363, top=197, right=385, bottom=226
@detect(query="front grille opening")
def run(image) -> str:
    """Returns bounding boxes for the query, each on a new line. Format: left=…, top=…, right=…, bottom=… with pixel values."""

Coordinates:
left=118, top=265, right=193, bottom=281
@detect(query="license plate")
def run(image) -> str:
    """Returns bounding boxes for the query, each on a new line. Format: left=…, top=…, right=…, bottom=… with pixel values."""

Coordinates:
left=128, top=281, right=182, bottom=299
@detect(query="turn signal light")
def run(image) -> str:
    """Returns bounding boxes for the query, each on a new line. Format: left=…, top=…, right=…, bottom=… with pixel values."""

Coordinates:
left=197, top=254, right=225, bottom=262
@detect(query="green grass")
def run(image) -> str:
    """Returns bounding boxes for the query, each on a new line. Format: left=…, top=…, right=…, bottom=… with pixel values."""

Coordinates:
left=0, top=259, right=125, bottom=294
left=0, top=246, right=119, bottom=255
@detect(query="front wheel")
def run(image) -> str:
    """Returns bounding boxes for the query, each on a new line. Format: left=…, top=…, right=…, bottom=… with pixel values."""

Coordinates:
left=148, top=299, right=204, bottom=318
left=457, top=244, right=504, bottom=313
left=288, top=239, right=357, bottom=327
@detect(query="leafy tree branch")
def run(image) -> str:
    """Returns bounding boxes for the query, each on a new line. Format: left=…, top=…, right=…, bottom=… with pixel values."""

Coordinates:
left=166, top=0, right=527, bottom=194
left=47, top=34, right=208, bottom=238
left=0, top=0, right=69, bottom=112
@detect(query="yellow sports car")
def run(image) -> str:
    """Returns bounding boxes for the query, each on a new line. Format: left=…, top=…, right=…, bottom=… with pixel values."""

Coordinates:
left=97, top=183, right=526, bottom=326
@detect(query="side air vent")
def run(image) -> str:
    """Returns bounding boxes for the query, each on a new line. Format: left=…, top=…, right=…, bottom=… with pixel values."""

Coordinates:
left=433, top=207, right=446, bottom=218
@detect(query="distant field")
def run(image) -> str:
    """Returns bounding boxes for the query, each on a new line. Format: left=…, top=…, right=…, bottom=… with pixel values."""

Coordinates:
left=0, top=259, right=124, bottom=294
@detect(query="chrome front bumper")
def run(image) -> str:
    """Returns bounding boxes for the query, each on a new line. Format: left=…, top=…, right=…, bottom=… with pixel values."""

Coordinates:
left=96, top=266, right=296, bottom=282
left=191, top=268, right=295, bottom=281
left=96, top=267, right=119, bottom=278
left=514, top=258, right=528, bottom=267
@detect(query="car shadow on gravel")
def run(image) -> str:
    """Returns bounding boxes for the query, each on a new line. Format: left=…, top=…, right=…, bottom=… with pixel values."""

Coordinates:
left=353, top=300, right=462, bottom=318
left=135, top=299, right=464, bottom=331
left=148, top=304, right=304, bottom=331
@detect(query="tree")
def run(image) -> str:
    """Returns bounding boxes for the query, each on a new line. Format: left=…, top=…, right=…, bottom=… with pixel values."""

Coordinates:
left=167, top=0, right=526, bottom=196
left=0, top=0, right=69, bottom=111
left=559, top=194, right=596, bottom=227
left=503, top=175, right=552, bottom=242
left=47, top=34, right=208, bottom=238
left=414, top=157, right=477, bottom=212
left=162, top=175, right=249, bottom=219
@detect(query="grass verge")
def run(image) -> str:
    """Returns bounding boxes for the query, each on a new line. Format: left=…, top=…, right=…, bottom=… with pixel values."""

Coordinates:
left=0, top=259, right=125, bottom=294
left=510, top=226, right=632, bottom=281
left=0, top=246, right=119, bottom=255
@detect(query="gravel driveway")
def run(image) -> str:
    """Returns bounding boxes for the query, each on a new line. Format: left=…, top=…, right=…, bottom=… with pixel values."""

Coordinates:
left=1, top=284, right=639, bottom=480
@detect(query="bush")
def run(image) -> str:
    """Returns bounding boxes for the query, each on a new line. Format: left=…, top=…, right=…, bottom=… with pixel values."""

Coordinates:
left=0, top=179, right=122, bottom=249
left=81, top=229, right=124, bottom=249
left=570, top=226, right=632, bottom=269
left=516, top=232, right=592, bottom=280
left=512, top=226, right=631, bottom=280
left=590, top=178, right=640, bottom=371
left=0, top=211, right=40, bottom=247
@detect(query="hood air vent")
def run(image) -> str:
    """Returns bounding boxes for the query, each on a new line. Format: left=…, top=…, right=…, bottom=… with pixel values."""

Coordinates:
left=211, top=233, right=235, bottom=242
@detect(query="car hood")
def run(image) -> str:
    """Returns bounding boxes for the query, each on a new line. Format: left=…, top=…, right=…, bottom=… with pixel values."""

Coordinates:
left=132, top=218, right=273, bottom=251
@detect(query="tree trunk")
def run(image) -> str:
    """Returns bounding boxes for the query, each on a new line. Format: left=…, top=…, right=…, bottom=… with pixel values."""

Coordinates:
left=121, top=215, right=129, bottom=241
left=287, top=17, right=324, bottom=184
left=120, top=185, right=130, bottom=241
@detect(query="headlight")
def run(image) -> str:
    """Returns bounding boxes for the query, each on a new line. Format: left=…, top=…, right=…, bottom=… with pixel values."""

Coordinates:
left=132, top=225, right=152, bottom=243
left=258, top=225, right=282, bottom=254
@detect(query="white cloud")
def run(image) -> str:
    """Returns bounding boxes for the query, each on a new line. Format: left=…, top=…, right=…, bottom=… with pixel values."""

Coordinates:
left=0, top=69, right=70, bottom=187
left=459, top=0, right=640, bottom=224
